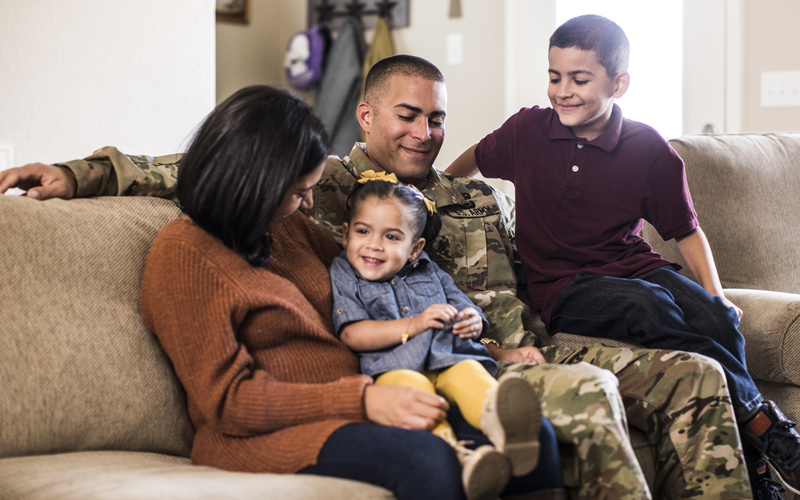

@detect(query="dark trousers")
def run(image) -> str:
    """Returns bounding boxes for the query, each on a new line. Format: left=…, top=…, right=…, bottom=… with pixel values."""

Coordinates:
left=550, top=267, right=765, bottom=464
left=299, top=423, right=463, bottom=500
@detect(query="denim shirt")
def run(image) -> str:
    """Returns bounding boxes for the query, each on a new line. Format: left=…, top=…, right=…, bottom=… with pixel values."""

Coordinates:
left=330, top=250, right=497, bottom=377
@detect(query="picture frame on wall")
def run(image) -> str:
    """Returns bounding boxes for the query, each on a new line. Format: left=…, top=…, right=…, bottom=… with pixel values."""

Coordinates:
left=216, top=0, right=249, bottom=24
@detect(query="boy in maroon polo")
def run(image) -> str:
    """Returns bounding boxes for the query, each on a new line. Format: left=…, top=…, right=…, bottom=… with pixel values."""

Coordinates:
left=448, top=13, right=800, bottom=498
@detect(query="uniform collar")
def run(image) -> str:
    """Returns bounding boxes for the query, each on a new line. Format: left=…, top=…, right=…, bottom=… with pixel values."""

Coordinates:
left=547, top=103, right=624, bottom=153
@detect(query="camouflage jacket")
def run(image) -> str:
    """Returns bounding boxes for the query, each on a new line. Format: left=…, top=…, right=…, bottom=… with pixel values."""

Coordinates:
left=60, top=144, right=538, bottom=348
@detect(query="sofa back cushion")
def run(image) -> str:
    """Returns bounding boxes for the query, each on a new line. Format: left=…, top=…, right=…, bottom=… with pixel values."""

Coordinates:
left=0, top=195, right=193, bottom=459
left=642, top=133, right=800, bottom=294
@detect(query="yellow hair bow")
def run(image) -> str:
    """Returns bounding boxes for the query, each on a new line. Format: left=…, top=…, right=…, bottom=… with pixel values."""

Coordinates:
left=408, top=184, right=438, bottom=215
left=357, top=170, right=398, bottom=184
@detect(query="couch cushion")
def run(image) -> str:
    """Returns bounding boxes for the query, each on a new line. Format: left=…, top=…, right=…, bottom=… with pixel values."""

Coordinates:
left=0, top=451, right=393, bottom=500
left=0, top=196, right=191, bottom=458
left=643, top=133, right=800, bottom=294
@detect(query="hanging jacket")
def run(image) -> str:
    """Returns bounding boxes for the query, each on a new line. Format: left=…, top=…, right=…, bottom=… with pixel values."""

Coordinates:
left=314, top=16, right=367, bottom=158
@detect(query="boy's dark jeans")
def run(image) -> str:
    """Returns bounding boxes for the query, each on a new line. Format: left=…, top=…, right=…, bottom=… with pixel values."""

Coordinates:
left=550, top=266, right=764, bottom=422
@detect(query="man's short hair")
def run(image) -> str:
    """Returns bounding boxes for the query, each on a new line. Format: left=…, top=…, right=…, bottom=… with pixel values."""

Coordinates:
left=549, top=14, right=630, bottom=77
left=364, top=54, right=445, bottom=104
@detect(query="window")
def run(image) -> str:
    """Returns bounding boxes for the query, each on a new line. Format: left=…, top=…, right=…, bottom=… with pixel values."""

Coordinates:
left=556, top=1, right=683, bottom=139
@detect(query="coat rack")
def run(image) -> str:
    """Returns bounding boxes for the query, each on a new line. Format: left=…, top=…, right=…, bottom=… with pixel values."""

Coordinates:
left=307, top=0, right=409, bottom=30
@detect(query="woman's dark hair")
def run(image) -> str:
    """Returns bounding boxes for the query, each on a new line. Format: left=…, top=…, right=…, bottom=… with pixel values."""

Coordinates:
left=176, top=85, right=329, bottom=267
left=346, top=180, right=442, bottom=248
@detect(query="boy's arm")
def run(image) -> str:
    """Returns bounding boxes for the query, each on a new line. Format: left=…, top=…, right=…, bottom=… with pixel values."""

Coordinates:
left=445, top=144, right=480, bottom=177
left=675, top=227, right=743, bottom=319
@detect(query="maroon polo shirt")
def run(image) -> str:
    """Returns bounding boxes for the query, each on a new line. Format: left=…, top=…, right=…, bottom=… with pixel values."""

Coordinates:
left=476, top=104, right=697, bottom=329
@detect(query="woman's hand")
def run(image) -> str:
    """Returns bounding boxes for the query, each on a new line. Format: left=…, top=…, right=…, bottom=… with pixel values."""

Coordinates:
left=452, top=307, right=483, bottom=339
left=364, top=384, right=449, bottom=430
left=409, top=304, right=458, bottom=336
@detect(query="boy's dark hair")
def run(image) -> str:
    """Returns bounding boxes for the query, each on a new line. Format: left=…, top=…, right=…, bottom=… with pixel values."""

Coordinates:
left=549, top=14, right=630, bottom=77
left=177, top=85, right=329, bottom=267
left=364, top=54, right=445, bottom=104
left=346, top=180, right=442, bottom=248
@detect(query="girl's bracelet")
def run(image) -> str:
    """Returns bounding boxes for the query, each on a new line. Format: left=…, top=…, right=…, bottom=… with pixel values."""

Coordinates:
left=401, top=317, right=413, bottom=344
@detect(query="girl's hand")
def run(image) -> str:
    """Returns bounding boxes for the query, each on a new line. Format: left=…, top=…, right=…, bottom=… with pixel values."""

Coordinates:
left=409, top=304, right=459, bottom=336
left=452, top=307, right=483, bottom=339
left=364, top=385, right=449, bottom=430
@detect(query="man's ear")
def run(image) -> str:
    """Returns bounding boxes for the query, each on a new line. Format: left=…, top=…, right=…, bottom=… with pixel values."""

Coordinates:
left=356, top=101, right=373, bottom=135
left=409, top=238, right=426, bottom=262
left=613, top=71, right=630, bottom=99
left=341, top=222, right=349, bottom=248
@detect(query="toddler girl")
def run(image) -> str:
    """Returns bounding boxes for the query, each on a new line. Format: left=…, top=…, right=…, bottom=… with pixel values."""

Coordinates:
left=330, top=172, right=547, bottom=500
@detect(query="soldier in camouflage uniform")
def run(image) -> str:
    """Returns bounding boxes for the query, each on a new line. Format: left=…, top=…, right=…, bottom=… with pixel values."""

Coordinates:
left=0, top=56, right=752, bottom=500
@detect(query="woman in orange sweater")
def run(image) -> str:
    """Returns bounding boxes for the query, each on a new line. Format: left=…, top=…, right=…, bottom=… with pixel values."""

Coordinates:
left=139, top=86, right=463, bottom=500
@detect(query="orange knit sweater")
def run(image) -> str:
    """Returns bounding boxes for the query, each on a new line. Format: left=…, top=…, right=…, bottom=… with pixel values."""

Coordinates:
left=140, top=211, right=372, bottom=473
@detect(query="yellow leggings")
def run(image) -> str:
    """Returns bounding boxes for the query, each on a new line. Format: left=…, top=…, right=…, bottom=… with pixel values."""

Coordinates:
left=374, top=359, right=497, bottom=442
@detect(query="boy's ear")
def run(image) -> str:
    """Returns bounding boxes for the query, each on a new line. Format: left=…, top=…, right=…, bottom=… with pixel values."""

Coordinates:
left=356, top=101, right=373, bottom=135
left=613, top=71, right=630, bottom=98
left=409, top=237, right=426, bottom=262
left=341, top=222, right=349, bottom=248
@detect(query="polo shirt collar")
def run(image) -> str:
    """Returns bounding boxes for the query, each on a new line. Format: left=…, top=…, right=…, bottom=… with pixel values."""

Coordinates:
left=350, top=143, right=467, bottom=209
left=547, top=103, right=624, bottom=153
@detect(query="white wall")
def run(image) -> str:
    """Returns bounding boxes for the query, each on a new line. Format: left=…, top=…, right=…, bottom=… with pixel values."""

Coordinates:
left=0, top=0, right=216, bottom=166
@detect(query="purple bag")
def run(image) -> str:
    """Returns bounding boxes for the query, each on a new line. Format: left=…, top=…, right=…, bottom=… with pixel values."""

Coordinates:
left=284, top=24, right=329, bottom=91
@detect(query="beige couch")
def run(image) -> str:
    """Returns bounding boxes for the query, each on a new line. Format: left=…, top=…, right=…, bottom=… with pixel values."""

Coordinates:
left=0, top=196, right=393, bottom=499
left=1, top=132, right=798, bottom=499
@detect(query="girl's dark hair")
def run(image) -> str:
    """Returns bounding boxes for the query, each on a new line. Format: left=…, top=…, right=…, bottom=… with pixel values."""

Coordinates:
left=176, top=85, right=329, bottom=267
left=346, top=180, right=442, bottom=247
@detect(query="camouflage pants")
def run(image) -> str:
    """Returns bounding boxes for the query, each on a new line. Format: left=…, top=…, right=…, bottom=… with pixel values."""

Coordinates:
left=498, top=344, right=752, bottom=500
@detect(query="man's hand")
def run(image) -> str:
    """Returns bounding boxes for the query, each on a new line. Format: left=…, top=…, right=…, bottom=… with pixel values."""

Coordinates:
left=452, top=307, right=483, bottom=339
left=0, top=163, right=77, bottom=200
left=364, top=384, right=449, bottom=430
left=489, top=346, right=546, bottom=365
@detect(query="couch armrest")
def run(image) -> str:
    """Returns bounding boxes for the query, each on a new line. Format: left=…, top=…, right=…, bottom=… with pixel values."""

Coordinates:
left=725, top=288, right=800, bottom=386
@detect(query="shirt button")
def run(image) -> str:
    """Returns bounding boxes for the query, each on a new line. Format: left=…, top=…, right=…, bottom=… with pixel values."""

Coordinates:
left=402, top=306, right=409, bottom=313
left=577, top=144, right=584, bottom=149
left=572, top=165, right=580, bottom=172
left=337, top=308, right=344, bottom=315
left=391, top=278, right=398, bottom=286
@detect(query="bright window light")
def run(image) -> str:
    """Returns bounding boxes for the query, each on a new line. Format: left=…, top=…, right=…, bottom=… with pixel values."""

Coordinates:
left=555, top=1, right=683, bottom=140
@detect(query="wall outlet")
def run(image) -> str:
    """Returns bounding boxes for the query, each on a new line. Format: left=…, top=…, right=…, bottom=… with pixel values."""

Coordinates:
left=0, top=144, right=12, bottom=171
left=761, top=71, right=800, bottom=108
left=0, top=144, right=24, bottom=195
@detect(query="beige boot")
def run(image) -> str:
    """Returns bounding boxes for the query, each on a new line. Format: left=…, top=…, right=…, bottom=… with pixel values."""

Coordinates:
left=481, top=372, right=542, bottom=476
left=452, top=441, right=511, bottom=500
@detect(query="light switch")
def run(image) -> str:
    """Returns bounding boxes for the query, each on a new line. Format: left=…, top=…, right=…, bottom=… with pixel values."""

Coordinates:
left=761, top=71, right=800, bottom=108
left=447, top=33, right=463, bottom=66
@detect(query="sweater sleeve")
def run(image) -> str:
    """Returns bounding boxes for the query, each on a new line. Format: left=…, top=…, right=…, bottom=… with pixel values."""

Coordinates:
left=140, top=229, right=369, bottom=438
